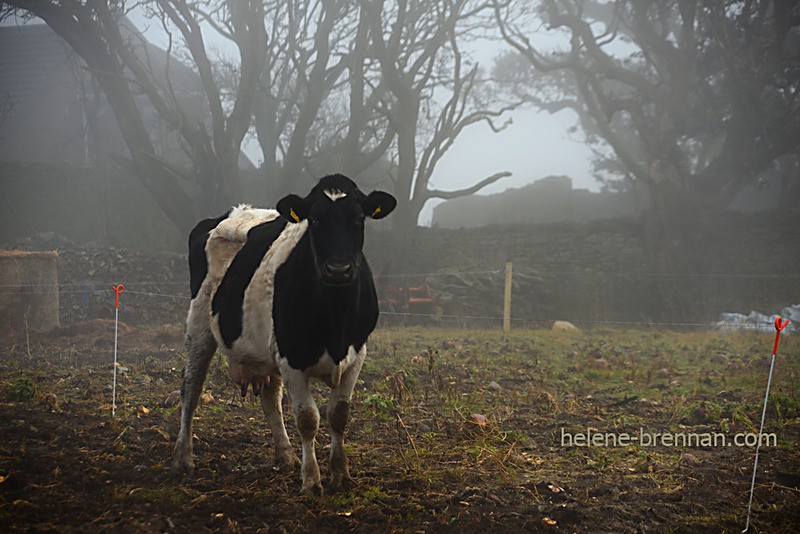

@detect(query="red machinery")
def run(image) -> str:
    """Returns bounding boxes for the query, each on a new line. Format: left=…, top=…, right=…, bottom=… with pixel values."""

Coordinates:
left=378, top=282, right=435, bottom=314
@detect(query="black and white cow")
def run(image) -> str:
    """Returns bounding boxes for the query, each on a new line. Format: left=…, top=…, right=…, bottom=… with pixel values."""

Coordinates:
left=172, top=174, right=396, bottom=493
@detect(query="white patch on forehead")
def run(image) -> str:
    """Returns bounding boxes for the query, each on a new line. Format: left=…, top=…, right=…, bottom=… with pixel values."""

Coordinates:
left=324, top=189, right=348, bottom=201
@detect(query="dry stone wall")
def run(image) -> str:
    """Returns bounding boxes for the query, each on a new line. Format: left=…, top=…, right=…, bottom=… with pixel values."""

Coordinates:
left=366, top=212, right=800, bottom=325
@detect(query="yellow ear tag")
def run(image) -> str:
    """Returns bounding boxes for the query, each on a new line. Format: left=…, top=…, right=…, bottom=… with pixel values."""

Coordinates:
left=290, top=208, right=300, bottom=223
left=371, top=205, right=382, bottom=218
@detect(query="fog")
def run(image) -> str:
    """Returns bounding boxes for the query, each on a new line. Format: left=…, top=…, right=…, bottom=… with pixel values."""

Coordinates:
left=0, top=1, right=798, bottom=326
left=1, top=6, right=799, bottom=532
left=424, top=107, right=596, bottom=225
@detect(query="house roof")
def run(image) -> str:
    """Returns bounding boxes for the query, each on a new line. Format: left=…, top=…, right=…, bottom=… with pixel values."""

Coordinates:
left=0, top=24, right=80, bottom=131
left=0, top=21, right=254, bottom=168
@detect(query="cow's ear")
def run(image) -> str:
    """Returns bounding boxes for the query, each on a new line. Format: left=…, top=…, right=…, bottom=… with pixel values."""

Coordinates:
left=276, top=194, right=309, bottom=223
left=362, top=191, right=397, bottom=220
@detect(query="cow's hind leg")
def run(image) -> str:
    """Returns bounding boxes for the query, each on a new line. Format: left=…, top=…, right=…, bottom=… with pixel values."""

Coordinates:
left=282, top=368, right=323, bottom=494
left=260, top=374, right=300, bottom=468
left=327, top=345, right=366, bottom=489
left=172, top=300, right=217, bottom=473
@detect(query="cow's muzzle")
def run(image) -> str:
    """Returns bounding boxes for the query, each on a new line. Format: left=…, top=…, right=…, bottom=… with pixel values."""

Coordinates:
left=321, top=260, right=355, bottom=285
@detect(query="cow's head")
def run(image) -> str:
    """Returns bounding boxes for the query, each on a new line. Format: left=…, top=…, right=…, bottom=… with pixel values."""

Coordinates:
left=276, top=174, right=396, bottom=285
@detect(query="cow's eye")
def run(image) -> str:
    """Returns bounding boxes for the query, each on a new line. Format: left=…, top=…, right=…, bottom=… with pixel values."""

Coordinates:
left=354, top=216, right=365, bottom=226
left=308, top=217, right=317, bottom=226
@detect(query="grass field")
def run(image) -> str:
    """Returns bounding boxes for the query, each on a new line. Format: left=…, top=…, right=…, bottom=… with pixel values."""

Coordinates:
left=1, top=322, right=798, bottom=532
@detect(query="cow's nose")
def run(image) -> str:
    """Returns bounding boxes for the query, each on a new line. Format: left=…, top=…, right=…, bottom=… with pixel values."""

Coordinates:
left=322, top=261, right=354, bottom=284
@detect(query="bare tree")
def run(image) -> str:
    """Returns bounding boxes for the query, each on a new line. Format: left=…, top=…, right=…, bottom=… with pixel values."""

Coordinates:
left=493, top=0, right=800, bottom=271
left=249, top=0, right=395, bottom=197
left=2, top=0, right=267, bottom=234
left=4, top=0, right=521, bottom=247
left=0, top=92, right=14, bottom=129
left=252, top=0, right=520, bottom=236
left=362, top=0, right=520, bottom=244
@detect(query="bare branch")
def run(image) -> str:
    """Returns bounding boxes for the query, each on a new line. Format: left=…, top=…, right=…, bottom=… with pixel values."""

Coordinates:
left=427, top=171, right=512, bottom=201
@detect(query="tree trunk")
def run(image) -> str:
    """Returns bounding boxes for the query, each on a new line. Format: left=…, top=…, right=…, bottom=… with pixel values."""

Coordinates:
left=640, top=169, right=706, bottom=321
left=91, top=60, right=197, bottom=235
left=386, top=95, right=420, bottom=275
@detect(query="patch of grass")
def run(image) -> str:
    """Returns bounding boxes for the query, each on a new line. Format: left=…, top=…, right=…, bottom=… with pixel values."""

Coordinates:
left=129, top=486, right=191, bottom=506
left=6, top=377, right=35, bottom=402
left=769, top=391, right=798, bottom=420
left=363, top=392, right=394, bottom=417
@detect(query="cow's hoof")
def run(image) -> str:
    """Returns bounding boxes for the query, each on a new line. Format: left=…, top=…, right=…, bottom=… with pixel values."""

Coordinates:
left=328, top=472, right=355, bottom=491
left=300, top=478, right=324, bottom=496
left=276, top=448, right=301, bottom=469
left=170, top=457, right=195, bottom=475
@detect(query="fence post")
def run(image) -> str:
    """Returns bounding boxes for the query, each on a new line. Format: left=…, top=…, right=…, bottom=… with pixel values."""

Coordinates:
left=504, top=262, right=512, bottom=333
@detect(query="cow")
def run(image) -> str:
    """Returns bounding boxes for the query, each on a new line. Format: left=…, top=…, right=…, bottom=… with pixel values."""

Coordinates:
left=171, top=174, right=396, bottom=493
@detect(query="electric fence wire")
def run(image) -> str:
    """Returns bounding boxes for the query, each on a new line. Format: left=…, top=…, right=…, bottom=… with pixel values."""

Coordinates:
left=1, top=268, right=793, bottom=330
left=1, top=286, right=783, bottom=331
left=2, top=266, right=797, bottom=292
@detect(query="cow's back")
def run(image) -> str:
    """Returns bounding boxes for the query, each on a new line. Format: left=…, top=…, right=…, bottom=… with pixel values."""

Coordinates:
left=188, top=205, right=278, bottom=298
left=206, top=206, right=280, bottom=281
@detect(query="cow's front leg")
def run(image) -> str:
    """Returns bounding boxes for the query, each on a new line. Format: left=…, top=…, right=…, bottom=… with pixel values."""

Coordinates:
left=327, top=345, right=366, bottom=489
left=259, top=374, right=300, bottom=469
left=282, top=368, right=323, bottom=494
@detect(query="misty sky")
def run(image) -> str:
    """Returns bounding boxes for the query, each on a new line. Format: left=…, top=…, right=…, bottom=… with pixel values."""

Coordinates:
left=423, top=107, right=596, bottom=225
left=240, top=104, right=597, bottom=226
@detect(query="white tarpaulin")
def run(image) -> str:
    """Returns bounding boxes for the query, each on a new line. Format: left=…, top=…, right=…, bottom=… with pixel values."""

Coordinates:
left=717, top=304, right=798, bottom=334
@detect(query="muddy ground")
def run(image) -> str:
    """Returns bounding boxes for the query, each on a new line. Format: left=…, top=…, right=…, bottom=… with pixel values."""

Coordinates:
left=1, top=321, right=799, bottom=533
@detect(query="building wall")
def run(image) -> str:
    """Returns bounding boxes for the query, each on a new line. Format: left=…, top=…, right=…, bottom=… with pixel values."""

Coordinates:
left=432, top=176, right=648, bottom=228
left=0, top=162, right=185, bottom=252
